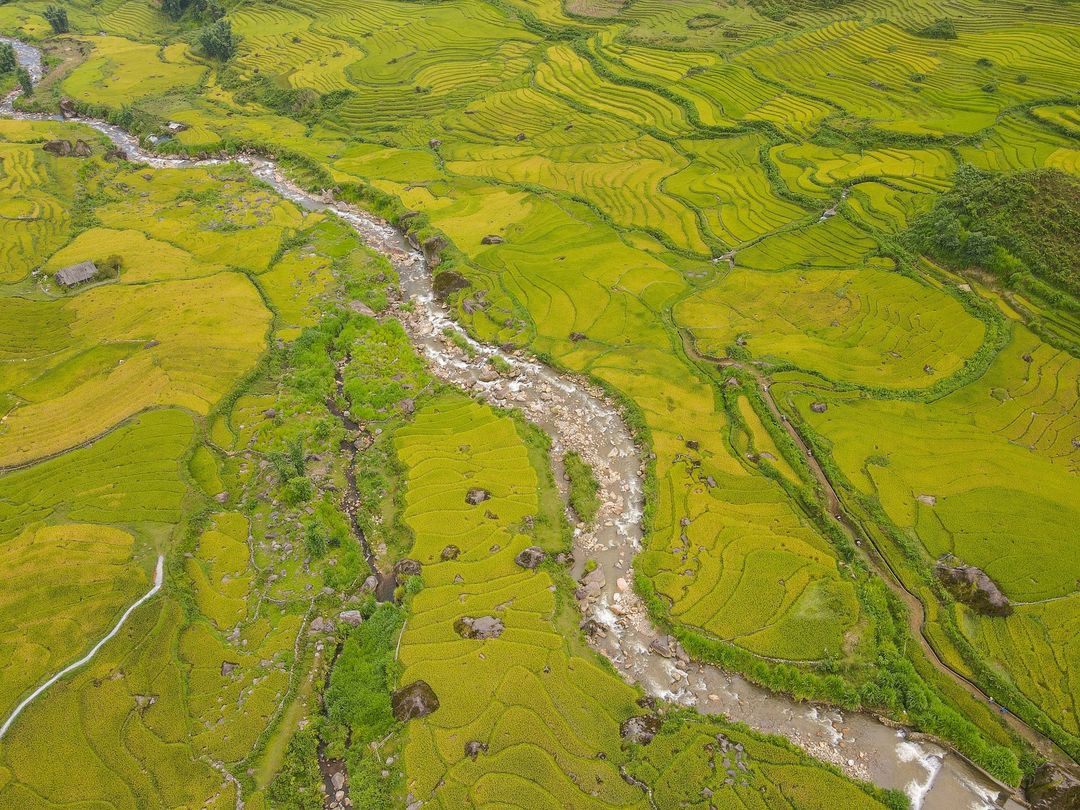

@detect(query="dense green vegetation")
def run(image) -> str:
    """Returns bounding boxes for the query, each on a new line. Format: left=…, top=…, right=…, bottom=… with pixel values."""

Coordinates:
left=908, top=166, right=1080, bottom=299
left=563, top=450, right=600, bottom=524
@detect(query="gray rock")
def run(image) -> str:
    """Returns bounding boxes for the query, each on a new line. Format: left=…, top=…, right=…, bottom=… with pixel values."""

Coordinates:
left=514, top=546, right=546, bottom=569
left=440, top=544, right=461, bottom=561
left=620, top=714, right=662, bottom=745
left=43, top=139, right=74, bottom=157
left=466, top=488, right=491, bottom=505
left=1026, top=762, right=1080, bottom=810
left=810, top=401, right=828, bottom=414
left=391, top=680, right=440, bottom=722
left=338, top=610, right=364, bottom=626
left=935, top=562, right=1012, bottom=617
left=454, top=616, right=504, bottom=640
left=464, top=741, right=489, bottom=760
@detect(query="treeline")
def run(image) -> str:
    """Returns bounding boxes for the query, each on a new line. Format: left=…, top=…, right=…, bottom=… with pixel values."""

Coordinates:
left=906, top=165, right=1080, bottom=306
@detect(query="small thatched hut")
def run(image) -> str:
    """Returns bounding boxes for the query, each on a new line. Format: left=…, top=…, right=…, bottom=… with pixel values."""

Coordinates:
left=55, top=260, right=98, bottom=288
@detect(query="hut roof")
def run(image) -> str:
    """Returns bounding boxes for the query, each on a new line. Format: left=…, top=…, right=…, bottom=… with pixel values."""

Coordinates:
left=55, top=260, right=98, bottom=287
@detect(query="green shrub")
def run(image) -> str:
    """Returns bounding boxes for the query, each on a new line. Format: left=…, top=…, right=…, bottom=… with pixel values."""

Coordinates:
left=199, top=20, right=236, bottom=61
left=563, top=451, right=600, bottom=524
left=915, top=18, right=957, bottom=39
left=266, top=728, right=323, bottom=810
left=43, top=5, right=69, bottom=33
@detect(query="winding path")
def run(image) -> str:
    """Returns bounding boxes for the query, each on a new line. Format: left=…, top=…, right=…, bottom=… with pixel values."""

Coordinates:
left=0, top=555, right=165, bottom=740
left=0, top=37, right=1026, bottom=809
left=680, top=326, right=1062, bottom=763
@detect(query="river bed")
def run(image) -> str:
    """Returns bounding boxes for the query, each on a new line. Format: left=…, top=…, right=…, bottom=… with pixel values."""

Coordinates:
left=0, top=35, right=1026, bottom=810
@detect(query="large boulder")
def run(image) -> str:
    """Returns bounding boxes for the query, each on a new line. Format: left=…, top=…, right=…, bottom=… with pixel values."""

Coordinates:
left=464, top=741, right=488, bottom=760
left=440, top=544, right=461, bottom=561
left=73, top=139, right=93, bottom=157
left=394, top=558, right=422, bottom=578
left=514, top=546, right=546, bottom=569
left=432, top=270, right=469, bottom=300
left=935, top=563, right=1012, bottom=617
left=42, top=139, right=73, bottom=157
left=465, top=488, right=491, bottom=505
left=620, top=714, right=662, bottom=745
left=391, top=680, right=440, bottom=722
left=1026, top=762, right=1080, bottom=810
left=338, top=610, right=364, bottom=627
left=454, top=615, right=504, bottom=640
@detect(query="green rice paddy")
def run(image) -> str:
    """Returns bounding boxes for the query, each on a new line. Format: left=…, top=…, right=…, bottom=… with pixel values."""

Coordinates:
left=1, top=0, right=1078, bottom=803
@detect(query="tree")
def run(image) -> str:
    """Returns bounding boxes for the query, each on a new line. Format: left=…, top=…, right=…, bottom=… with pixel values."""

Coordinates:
left=43, top=5, right=69, bottom=34
left=198, top=19, right=236, bottom=61
left=161, top=0, right=189, bottom=20
left=0, top=42, right=16, bottom=74
left=16, top=67, right=32, bottom=97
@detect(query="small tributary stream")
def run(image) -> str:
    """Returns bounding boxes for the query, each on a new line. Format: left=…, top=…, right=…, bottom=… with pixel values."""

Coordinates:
left=1, top=36, right=1026, bottom=809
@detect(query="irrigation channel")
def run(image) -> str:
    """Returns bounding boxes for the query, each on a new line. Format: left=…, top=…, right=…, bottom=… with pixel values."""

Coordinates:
left=1, top=37, right=1027, bottom=810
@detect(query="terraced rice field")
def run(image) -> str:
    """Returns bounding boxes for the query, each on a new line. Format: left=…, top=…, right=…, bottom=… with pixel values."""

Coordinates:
left=1, top=0, right=1079, bottom=803
left=783, top=325, right=1080, bottom=741
left=0, top=119, right=399, bottom=805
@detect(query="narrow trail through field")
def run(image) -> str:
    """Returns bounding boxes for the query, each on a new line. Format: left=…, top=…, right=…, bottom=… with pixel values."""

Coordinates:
left=679, top=328, right=1062, bottom=763
left=0, top=555, right=164, bottom=740
left=0, top=37, right=1026, bottom=809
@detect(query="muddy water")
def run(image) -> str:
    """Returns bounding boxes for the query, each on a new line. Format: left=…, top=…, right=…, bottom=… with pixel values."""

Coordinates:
left=2, top=37, right=1025, bottom=809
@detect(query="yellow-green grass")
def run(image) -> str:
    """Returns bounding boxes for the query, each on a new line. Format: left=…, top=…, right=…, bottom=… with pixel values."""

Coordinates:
left=444, top=135, right=709, bottom=254
left=627, top=715, right=894, bottom=809
left=3, top=0, right=1075, bottom=774
left=789, top=325, right=1079, bottom=731
left=732, top=216, right=886, bottom=272
left=60, top=36, right=205, bottom=107
left=846, top=182, right=931, bottom=234
left=770, top=143, right=955, bottom=198
left=677, top=266, right=985, bottom=388
left=735, top=395, right=800, bottom=484
left=395, top=395, right=647, bottom=808
left=0, top=145, right=344, bottom=465
left=0, top=272, right=269, bottom=465
left=1030, top=104, right=1080, bottom=136
left=0, top=523, right=146, bottom=717
left=738, top=21, right=1080, bottom=137
left=959, top=113, right=1080, bottom=175
left=535, top=44, right=695, bottom=139
left=965, top=596, right=1080, bottom=737
left=0, top=408, right=194, bottom=539
left=598, top=40, right=834, bottom=135
left=0, top=598, right=236, bottom=809
left=666, top=135, right=808, bottom=246
left=638, top=464, right=861, bottom=662
left=186, top=513, right=252, bottom=631
left=0, top=124, right=77, bottom=283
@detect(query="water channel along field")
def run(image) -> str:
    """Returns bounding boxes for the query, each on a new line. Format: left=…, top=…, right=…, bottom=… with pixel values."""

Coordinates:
left=0, top=0, right=1077, bottom=808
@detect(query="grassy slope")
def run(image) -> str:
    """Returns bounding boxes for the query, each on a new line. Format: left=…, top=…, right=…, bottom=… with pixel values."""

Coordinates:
left=0, top=0, right=1077, bottom=791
